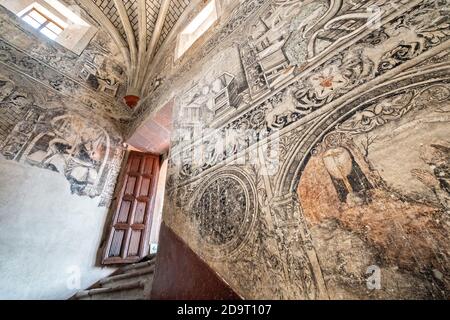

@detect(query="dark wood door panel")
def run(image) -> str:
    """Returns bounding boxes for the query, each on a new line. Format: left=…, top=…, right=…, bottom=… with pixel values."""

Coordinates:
left=102, top=151, right=160, bottom=265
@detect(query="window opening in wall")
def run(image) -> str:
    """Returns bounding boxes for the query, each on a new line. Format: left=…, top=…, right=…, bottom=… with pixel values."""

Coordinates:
left=176, top=0, right=218, bottom=59
left=0, top=0, right=95, bottom=55
left=21, top=7, right=66, bottom=40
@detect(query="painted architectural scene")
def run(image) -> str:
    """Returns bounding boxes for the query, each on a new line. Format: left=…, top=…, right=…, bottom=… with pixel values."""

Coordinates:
left=0, top=0, right=449, bottom=302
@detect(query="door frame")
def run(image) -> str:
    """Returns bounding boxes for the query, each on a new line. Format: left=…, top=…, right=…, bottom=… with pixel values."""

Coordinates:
left=102, top=150, right=161, bottom=265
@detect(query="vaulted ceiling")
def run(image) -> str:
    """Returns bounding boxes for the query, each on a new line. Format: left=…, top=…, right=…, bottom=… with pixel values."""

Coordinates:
left=75, top=0, right=193, bottom=98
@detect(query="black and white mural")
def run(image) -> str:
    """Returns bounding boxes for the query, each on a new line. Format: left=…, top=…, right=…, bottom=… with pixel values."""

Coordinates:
left=0, top=4, right=126, bottom=207
left=1, top=0, right=449, bottom=299
left=0, top=6, right=131, bottom=123
left=130, top=0, right=450, bottom=299
left=0, top=69, right=124, bottom=206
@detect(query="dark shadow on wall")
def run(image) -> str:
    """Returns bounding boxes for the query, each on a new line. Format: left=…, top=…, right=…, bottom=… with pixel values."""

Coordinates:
left=151, top=222, right=242, bottom=300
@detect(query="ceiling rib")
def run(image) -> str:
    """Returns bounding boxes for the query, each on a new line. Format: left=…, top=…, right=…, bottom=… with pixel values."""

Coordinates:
left=137, top=0, right=148, bottom=67
left=78, top=0, right=131, bottom=73
left=143, top=0, right=170, bottom=77
left=113, top=0, right=139, bottom=88
left=145, top=0, right=162, bottom=44
left=77, top=0, right=193, bottom=104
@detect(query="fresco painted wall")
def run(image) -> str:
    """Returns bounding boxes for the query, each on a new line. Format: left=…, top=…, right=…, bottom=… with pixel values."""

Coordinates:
left=0, top=4, right=126, bottom=299
left=136, top=0, right=450, bottom=299
left=0, top=5, right=131, bottom=124
left=0, top=70, right=124, bottom=206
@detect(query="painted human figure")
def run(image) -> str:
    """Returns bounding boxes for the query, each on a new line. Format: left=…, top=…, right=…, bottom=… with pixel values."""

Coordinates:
left=27, top=116, right=107, bottom=197
left=322, top=146, right=373, bottom=205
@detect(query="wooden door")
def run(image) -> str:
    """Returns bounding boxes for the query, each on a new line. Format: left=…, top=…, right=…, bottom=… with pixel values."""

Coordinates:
left=102, top=151, right=160, bottom=264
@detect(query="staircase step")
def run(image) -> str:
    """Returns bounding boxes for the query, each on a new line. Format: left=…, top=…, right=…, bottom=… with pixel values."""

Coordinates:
left=72, top=254, right=158, bottom=300
left=99, top=265, right=155, bottom=285
left=120, top=257, right=156, bottom=273
left=76, top=287, right=147, bottom=300
left=74, top=280, right=145, bottom=299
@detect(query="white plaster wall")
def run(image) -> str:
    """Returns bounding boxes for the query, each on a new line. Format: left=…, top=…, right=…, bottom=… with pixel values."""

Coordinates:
left=0, top=157, right=115, bottom=299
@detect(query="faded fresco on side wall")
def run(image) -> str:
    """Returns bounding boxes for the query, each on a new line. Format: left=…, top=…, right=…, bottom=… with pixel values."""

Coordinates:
left=0, top=5, right=132, bottom=124
left=299, top=84, right=450, bottom=298
left=0, top=62, right=124, bottom=207
left=0, top=2, right=128, bottom=207
left=150, top=0, right=450, bottom=299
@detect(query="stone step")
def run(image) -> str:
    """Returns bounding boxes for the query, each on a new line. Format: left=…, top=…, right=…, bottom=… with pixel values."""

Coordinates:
left=74, top=280, right=145, bottom=300
left=99, top=265, right=155, bottom=286
left=72, top=254, right=157, bottom=300
left=120, top=256, right=156, bottom=273
left=76, top=286, right=147, bottom=300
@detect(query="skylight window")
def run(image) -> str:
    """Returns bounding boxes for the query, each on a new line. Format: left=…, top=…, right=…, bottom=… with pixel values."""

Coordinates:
left=0, top=0, right=96, bottom=55
left=21, top=8, right=66, bottom=40
left=176, top=0, right=219, bottom=59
